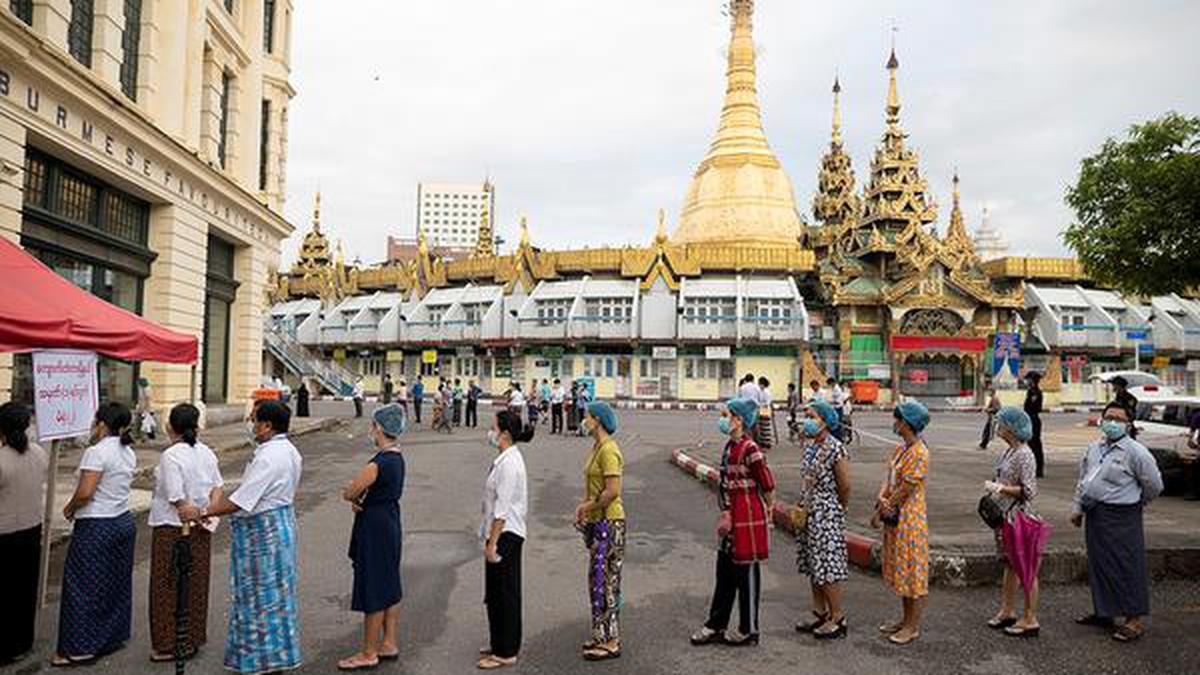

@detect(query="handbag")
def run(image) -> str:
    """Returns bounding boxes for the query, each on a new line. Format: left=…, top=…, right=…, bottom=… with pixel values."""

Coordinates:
left=977, top=493, right=1009, bottom=530
left=789, top=503, right=808, bottom=531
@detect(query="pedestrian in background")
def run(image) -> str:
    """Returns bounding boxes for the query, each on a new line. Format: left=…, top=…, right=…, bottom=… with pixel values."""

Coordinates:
left=984, top=406, right=1041, bottom=637
left=978, top=386, right=1001, bottom=450
left=453, top=379, right=464, bottom=427
left=539, top=379, right=551, bottom=426
left=201, top=400, right=303, bottom=674
left=397, top=379, right=409, bottom=419
left=793, top=400, right=851, bottom=640
left=338, top=404, right=406, bottom=671
left=478, top=410, right=531, bottom=670
left=573, top=383, right=591, bottom=437
left=147, top=403, right=224, bottom=661
left=691, top=398, right=776, bottom=648
left=872, top=400, right=930, bottom=646
left=1023, top=372, right=1045, bottom=477
left=1109, top=376, right=1139, bottom=439
left=755, top=376, right=775, bottom=450
left=550, top=379, right=566, bottom=434
left=296, top=379, right=311, bottom=418
left=575, top=402, right=626, bottom=661
left=566, top=382, right=580, bottom=434
left=0, top=402, right=47, bottom=665
left=382, top=373, right=394, bottom=405
left=353, top=377, right=366, bottom=419
left=1070, top=403, right=1162, bottom=643
left=737, top=374, right=761, bottom=402
left=467, top=380, right=481, bottom=428
left=53, top=402, right=138, bottom=667
left=411, top=379, right=424, bottom=425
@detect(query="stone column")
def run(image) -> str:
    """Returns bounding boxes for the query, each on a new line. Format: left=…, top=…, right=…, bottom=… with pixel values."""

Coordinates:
left=141, top=204, right=208, bottom=407
left=32, top=0, right=70, bottom=50
left=227, top=237, right=279, bottom=402
left=0, top=112, right=27, bottom=400
left=90, top=0, right=125, bottom=88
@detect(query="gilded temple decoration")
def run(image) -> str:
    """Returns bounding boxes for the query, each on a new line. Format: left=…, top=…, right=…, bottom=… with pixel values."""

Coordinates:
left=671, top=0, right=804, bottom=247
left=811, top=77, right=862, bottom=246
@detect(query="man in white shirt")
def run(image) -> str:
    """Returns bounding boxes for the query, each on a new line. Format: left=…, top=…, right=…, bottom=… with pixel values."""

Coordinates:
left=202, top=401, right=303, bottom=675
left=550, top=378, right=567, bottom=434
left=479, top=411, right=530, bottom=668
left=737, top=374, right=762, bottom=402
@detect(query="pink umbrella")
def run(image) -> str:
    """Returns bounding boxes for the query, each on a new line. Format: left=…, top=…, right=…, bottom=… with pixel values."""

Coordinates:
left=1002, top=511, right=1053, bottom=599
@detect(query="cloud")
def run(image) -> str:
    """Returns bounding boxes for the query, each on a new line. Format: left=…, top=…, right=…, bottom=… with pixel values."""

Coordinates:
left=281, top=0, right=1200, bottom=266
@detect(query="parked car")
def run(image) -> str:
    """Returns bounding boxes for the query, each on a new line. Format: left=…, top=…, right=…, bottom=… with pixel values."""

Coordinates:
left=1090, top=370, right=1177, bottom=400
left=1133, top=396, right=1200, bottom=495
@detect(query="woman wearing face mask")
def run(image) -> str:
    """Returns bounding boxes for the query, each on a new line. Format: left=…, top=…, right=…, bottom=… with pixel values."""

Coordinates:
left=793, top=400, right=851, bottom=640
left=871, top=400, right=930, bottom=646
left=338, top=404, right=407, bottom=671
left=1070, top=403, right=1163, bottom=643
left=478, top=410, right=531, bottom=670
left=573, top=402, right=625, bottom=662
left=983, top=406, right=1041, bottom=637
left=53, top=402, right=138, bottom=667
left=691, top=398, right=776, bottom=647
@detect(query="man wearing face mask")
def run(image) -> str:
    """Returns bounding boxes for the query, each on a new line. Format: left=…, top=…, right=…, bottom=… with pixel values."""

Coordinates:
left=1070, top=403, right=1163, bottom=643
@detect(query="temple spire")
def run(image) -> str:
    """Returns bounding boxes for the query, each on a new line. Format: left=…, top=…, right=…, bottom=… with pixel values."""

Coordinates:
left=312, top=191, right=322, bottom=233
left=831, top=76, right=843, bottom=145
left=945, top=170, right=973, bottom=249
left=812, top=74, right=860, bottom=229
left=885, top=48, right=901, bottom=126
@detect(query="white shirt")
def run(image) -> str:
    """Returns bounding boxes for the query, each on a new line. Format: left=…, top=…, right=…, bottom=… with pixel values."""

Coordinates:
left=509, top=390, right=526, bottom=408
left=149, top=441, right=224, bottom=527
left=230, top=434, right=302, bottom=516
left=480, top=445, right=528, bottom=540
left=0, top=442, right=48, bottom=534
left=830, top=385, right=845, bottom=406
left=737, top=381, right=762, bottom=402
left=551, top=386, right=566, bottom=404
left=75, top=436, right=136, bottom=519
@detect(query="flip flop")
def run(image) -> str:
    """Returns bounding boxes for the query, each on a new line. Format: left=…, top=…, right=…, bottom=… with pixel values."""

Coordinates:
left=337, top=655, right=380, bottom=671
left=477, top=655, right=518, bottom=669
left=878, top=621, right=904, bottom=634
left=987, top=616, right=1018, bottom=629
left=378, top=651, right=400, bottom=661
left=582, top=645, right=621, bottom=661
left=51, top=655, right=98, bottom=668
left=1112, top=625, right=1144, bottom=643
left=888, top=631, right=921, bottom=645
left=1004, top=625, right=1040, bottom=638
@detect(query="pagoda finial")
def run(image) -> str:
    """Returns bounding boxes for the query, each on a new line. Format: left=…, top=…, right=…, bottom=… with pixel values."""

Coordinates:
left=945, top=169, right=972, bottom=246
left=519, top=214, right=530, bottom=248
left=885, top=47, right=901, bottom=126
left=312, top=191, right=322, bottom=233
left=654, top=208, right=668, bottom=244
left=831, top=75, right=843, bottom=145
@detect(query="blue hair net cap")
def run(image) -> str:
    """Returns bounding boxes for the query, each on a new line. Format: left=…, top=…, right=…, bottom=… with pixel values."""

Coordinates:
left=808, top=399, right=841, bottom=433
left=587, top=401, right=618, bottom=434
left=726, top=397, right=759, bottom=430
left=373, top=403, right=407, bottom=437
left=995, top=406, right=1033, bottom=442
left=896, top=400, right=930, bottom=434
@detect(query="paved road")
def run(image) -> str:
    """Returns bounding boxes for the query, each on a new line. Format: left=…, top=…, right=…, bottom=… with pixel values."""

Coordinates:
left=8, top=406, right=1199, bottom=674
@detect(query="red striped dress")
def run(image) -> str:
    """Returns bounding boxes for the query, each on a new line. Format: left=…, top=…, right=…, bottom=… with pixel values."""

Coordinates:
left=719, top=436, right=776, bottom=563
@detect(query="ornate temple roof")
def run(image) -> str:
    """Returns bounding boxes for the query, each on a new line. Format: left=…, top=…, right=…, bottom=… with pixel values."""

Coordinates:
left=671, top=0, right=804, bottom=247
left=811, top=77, right=862, bottom=230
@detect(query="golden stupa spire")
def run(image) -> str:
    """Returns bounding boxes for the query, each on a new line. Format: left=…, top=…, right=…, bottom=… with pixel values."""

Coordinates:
left=831, top=75, right=843, bottom=146
left=654, top=208, right=668, bottom=244
left=312, top=191, right=322, bottom=233
left=945, top=170, right=973, bottom=248
left=812, top=75, right=861, bottom=229
left=672, top=0, right=803, bottom=247
left=473, top=202, right=494, bottom=257
left=519, top=215, right=530, bottom=248
left=885, top=48, right=901, bottom=126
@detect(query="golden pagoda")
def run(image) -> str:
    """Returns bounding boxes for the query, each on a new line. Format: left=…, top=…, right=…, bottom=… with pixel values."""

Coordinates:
left=810, top=76, right=862, bottom=260
left=295, top=192, right=332, bottom=271
left=671, top=0, right=804, bottom=247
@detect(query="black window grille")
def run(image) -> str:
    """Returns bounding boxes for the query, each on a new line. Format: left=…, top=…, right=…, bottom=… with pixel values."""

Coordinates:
left=9, top=0, right=32, bottom=25
left=68, top=0, right=94, bottom=68
left=258, top=99, right=270, bottom=190
left=22, top=155, right=47, bottom=207
left=217, top=71, right=231, bottom=169
left=23, top=150, right=150, bottom=247
left=119, top=0, right=142, bottom=100
left=263, top=0, right=276, bottom=53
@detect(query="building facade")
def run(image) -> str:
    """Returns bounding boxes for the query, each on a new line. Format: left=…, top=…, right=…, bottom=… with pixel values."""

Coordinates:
left=1, top=0, right=296, bottom=410
left=416, top=180, right=494, bottom=253
left=265, top=0, right=1200, bottom=405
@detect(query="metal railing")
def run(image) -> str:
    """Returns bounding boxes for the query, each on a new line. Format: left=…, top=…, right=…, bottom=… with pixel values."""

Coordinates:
left=264, top=325, right=355, bottom=396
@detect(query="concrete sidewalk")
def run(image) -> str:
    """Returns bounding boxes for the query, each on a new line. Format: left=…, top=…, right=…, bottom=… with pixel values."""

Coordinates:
left=47, top=416, right=342, bottom=546
left=670, top=424, right=1200, bottom=586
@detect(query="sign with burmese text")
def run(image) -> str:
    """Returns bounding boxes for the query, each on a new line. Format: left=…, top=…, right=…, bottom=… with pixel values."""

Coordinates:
left=32, top=350, right=99, bottom=441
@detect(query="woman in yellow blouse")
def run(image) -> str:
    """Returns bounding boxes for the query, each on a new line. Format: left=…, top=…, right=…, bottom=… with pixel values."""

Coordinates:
left=872, top=400, right=930, bottom=645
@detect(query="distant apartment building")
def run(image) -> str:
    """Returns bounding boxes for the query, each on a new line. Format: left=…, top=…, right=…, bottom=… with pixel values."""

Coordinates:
left=417, top=181, right=494, bottom=250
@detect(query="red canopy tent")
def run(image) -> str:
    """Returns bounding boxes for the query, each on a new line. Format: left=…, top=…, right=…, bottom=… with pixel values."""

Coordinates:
left=0, top=236, right=198, bottom=362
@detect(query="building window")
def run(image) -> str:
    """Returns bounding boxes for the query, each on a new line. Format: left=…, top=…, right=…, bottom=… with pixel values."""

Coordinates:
left=263, top=0, right=276, bottom=53
left=24, top=150, right=149, bottom=247
left=119, top=0, right=142, bottom=100
left=223, top=0, right=233, bottom=13
left=683, top=297, right=736, bottom=324
left=217, top=71, right=231, bottom=169
left=258, top=99, right=270, bottom=190
left=9, top=0, right=33, bottom=25
left=68, top=0, right=94, bottom=67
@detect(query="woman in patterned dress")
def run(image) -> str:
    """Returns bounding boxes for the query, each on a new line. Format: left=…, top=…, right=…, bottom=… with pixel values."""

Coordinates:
left=793, top=400, right=851, bottom=640
left=984, top=406, right=1041, bottom=637
left=872, top=401, right=930, bottom=645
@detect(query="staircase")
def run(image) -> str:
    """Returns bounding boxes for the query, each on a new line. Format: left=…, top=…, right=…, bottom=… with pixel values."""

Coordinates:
left=264, top=325, right=355, bottom=396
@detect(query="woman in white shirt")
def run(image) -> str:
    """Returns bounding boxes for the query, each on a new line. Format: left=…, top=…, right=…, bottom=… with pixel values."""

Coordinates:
left=147, top=403, right=224, bottom=662
left=0, top=402, right=48, bottom=664
left=477, top=409, right=531, bottom=670
left=53, top=402, right=138, bottom=667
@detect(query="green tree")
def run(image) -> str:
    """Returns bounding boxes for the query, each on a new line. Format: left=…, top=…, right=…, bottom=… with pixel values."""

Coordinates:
left=1064, top=112, right=1200, bottom=296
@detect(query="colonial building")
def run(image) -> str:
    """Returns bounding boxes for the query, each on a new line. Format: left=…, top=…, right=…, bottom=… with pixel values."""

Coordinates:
left=1, top=0, right=296, bottom=409
left=266, top=0, right=1200, bottom=405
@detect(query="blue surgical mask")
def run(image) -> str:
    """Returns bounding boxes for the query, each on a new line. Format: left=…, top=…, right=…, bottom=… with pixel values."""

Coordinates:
left=1100, top=420, right=1126, bottom=441
left=487, top=430, right=501, bottom=449
left=717, top=417, right=733, bottom=435
left=803, top=419, right=822, bottom=437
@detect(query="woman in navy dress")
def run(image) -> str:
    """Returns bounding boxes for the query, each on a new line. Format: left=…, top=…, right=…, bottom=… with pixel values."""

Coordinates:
left=339, top=404, right=407, bottom=671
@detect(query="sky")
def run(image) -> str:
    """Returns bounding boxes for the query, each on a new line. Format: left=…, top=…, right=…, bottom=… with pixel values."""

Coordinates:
left=279, top=0, right=1200, bottom=267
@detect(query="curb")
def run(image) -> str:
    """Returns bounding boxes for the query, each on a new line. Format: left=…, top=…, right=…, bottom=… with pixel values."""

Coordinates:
left=667, top=448, right=1200, bottom=586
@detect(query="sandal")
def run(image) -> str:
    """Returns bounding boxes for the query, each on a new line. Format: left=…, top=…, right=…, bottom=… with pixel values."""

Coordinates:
left=690, top=627, right=724, bottom=646
left=51, top=654, right=97, bottom=668
left=795, top=611, right=829, bottom=633
left=337, top=655, right=380, bottom=671
left=1112, top=625, right=1144, bottom=643
left=987, top=615, right=1018, bottom=630
left=477, top=655, right=518, bottom=669
left=888, top=630, right=921, bottom=645
left=1004, top=624, right=1040, bottom=638
left=582, top=644, right=621, bottom=661
left=878, top=620, right=904, bottom=634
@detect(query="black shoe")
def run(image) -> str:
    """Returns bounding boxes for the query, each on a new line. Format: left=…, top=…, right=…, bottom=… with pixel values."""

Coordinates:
left=795, top=611, right=829, bottom=633
left=814, top=617, right=848, bottom=640
left=1075, top=614, right=1114, bottom=628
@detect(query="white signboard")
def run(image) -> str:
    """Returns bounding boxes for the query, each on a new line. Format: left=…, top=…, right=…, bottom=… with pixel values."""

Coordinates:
left=32, top=350, right=99, bottom=441
left=1188, top=359, right=1200, bottom=372
left=705, top=345, right=732, bottom=360
left=867, top=365, right=892, bottom=380
left=652, top=346, right=678, bottom=360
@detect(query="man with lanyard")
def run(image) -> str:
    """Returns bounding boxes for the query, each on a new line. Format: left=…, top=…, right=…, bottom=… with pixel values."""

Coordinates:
left=1070, top=402, right=1162, bottom=643
left=200, top=401, right=304, bottom=674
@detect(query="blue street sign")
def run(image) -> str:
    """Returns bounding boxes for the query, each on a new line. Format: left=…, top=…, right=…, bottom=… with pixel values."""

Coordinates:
left=1138, top=343, right=1154, bottom=353
left=1125, top=331, right=1148, bottom=341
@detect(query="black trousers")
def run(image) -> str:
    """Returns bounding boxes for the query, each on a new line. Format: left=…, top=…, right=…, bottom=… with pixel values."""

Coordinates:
left=0, top=525, right=40, bottom=662
left=414, top=399, right=423, bottom=423
left=980, top=414, right=995, bottom=448
left=453, top=401, right=463, bottom=425
left=466, top=401, right=478, bottom=428
left=353, top=397, right=363, bottom=418
left=551, top=403, right=563, bottom=434
left=1029, top=415, right=1044, bottom=476
left=485, top=533, right=524, bottom=659
left=705, top=549, right=761, bottom=636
